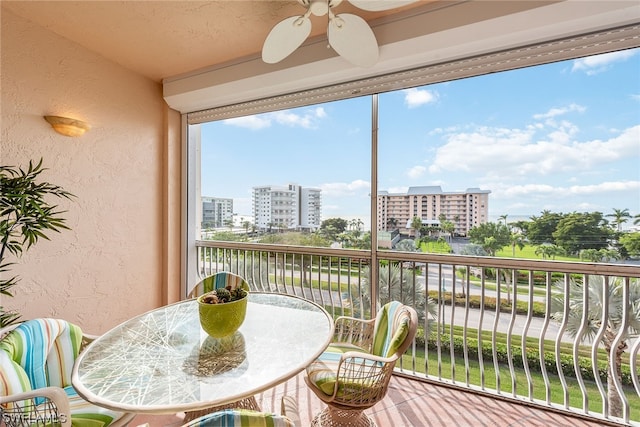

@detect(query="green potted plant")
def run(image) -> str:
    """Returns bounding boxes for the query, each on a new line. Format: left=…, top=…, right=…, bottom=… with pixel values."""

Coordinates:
left=0, top=159, right=74, bottom=327
left=197, top=285, right=249, bottom=339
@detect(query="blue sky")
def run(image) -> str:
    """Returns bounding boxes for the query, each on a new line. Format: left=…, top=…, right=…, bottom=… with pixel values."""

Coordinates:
left=200, top=48, right=640, bottom=229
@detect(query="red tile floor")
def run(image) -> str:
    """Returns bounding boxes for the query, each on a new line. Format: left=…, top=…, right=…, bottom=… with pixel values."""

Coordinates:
left=130, top=372, right=616, bottom=427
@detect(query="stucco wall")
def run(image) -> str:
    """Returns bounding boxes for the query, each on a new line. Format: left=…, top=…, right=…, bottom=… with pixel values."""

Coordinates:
left=1, top=10, right=179, bottom=333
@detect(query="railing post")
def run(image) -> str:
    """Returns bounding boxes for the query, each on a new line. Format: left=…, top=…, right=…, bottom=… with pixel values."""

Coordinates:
left=370, top=94, right=379, bottom=314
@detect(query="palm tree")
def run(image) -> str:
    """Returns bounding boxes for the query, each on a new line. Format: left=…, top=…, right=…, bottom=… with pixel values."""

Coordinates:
left=242, top=220, right=252, bottom=240
left=357, top=264, right=437, bottom=332
left=580, top=248, right=620, bottom=263
left=580, top=248, right=602, bottom=262
left=634, top=214, right=640, bottom=226
left=441, top=220, right=455, bottom=242
left=411, top=216, right=422, bottom=240
left=349, top=218, right=364, bottom=232
left=535, top=243, right=564, bottom=260
left=348, top=218, right=364, bottom=240
left=386, top=217, right=398, bottom=231
left=551, top=276, right=640, bottom=417
left=395, top=239, right=417, bottom=252
left=500, top=233, right=526, bottom=304
left=510, top=232, right=526, bottom=257
left=498, top=214, right=509, bottom=226
left=607, top=208, right=631, bottom=232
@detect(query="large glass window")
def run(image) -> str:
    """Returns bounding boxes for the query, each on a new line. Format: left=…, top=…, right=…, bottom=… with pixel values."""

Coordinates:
left=188, top=47, right=639, bottom=259
left=378, top=48, right=640, bottom=253
left=191, top=96, right=372, bottom=248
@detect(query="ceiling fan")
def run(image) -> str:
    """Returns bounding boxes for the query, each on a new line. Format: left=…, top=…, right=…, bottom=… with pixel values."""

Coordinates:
left=262, top=0, right=418, bottom=67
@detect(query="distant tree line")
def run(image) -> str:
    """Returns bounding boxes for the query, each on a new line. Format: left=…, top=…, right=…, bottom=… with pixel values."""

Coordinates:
left=466, top=209, right=640, bottom=260
left=203, top=210, right=640, bottom=259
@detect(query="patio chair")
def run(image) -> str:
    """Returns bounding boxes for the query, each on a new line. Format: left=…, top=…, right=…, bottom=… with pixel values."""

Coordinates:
left=188, top=271, right=250, bottom=299
left=305, top=301, right=418, bottom=427
left=180, top=395, right=301, bottom=427
left=0, top=318, right=135, bottom=427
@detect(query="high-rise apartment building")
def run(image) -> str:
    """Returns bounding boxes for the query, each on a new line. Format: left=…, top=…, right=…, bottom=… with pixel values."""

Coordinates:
left=377, top=186, right=490, bottom=236
left=201, top=196, right=233, bottom=229
left=252, top=184, right=321, bottom=231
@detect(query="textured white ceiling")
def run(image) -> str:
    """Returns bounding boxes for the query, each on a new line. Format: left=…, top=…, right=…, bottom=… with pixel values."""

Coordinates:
left=2, top=0, right=442, bottom=82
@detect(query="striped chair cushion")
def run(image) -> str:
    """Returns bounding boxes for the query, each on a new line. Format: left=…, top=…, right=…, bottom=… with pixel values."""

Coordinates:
left=64, top=386, right=128, bottom=427
left=0, top=318, right=82, bottom=391
left=0, top=350, right=32, bottom=412
left=183, top=409, right=295, bottom=427
left=305, top=342, right=381, bottom=397
left=0, top=319, right=126, bottom=427
left=371, top=301, right=410, bottom=358
left=189, top=272, right=250, bottom=298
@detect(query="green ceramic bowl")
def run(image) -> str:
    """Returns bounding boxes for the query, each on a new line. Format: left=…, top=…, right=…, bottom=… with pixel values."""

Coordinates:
left=197, top=294, right=248, bottom=339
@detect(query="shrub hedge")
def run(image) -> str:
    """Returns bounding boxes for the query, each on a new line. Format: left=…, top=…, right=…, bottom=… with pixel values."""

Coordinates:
left=427, top=290, right=547, bottom=317
left=413, top=329, right=632, bottom=386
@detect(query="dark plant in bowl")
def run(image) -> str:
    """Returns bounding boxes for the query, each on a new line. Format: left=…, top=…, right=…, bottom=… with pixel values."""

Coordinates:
left=199, top=286, right=248, bottom=304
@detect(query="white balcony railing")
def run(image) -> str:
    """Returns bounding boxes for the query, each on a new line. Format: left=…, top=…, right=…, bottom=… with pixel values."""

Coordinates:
left=196, top=240, right=640, bottom=426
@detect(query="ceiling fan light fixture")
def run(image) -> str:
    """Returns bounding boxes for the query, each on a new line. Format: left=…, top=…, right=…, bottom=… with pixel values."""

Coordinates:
left=262, top=0, right=417, bottom=66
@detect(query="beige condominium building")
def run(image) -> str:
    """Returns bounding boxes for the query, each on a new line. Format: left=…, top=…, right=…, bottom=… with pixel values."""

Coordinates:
left=377, top=186, right=491, bottom=237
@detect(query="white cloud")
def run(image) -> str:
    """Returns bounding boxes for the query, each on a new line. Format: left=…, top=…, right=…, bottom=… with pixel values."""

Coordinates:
left=406, top=165, right=426, bottom=179
left=428, top=124, right=640, bottom=177
left=386, top=186, right=409, bottom=194
left=403, top=88, right=438, bottom=108
left=224, top=107, right=327, bottom=130
left=223, top=115, right=271, bottom=130
left=572, top=50, right=637, bottom=75
left=319, top=180, right=370, bottom=197
left=568, top=180, right=640, bottom=195
left=272, top=110, right=314, bottom=128
left=428, top=126, right=535, bottom=174
left=429, top=126, right=460, bottom=136
left=533, top=103, right=585, bottom=120
left=498, top=183, right=556, bottom=198
left=314, top=107, right=327, bottom=118
left=490, top=180, right=640, bottom=200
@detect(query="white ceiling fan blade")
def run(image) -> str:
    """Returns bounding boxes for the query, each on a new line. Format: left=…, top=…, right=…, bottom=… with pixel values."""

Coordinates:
left=328, top=13, right=379, bottom=67
left=262, top=16, right=312, bottom=64
left=348, top=0, right=418, bottom=12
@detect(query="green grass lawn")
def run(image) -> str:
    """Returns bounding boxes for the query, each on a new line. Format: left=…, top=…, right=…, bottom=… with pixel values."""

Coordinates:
left=420, top=240, right=452, bottom=254
left=495, top=244, right=578, bottom=261
left=459, top=243, right=578, bottom=297
left=400, top=348, right=640, bottom=420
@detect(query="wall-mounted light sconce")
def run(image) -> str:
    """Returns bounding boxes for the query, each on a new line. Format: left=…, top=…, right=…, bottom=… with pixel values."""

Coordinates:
left=44, top=115, right=91, bottom=137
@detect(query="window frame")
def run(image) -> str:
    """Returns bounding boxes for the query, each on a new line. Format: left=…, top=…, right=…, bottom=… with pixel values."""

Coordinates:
left=181, top=22, right=640, bottom=293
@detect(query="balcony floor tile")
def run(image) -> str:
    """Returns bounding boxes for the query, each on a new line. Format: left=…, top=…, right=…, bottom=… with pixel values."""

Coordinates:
left=130, top=372, right=614, bottom=426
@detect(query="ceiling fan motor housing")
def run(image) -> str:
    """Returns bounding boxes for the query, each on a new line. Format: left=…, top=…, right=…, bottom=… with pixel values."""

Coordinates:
left=309, top=0, right=330, bottom=16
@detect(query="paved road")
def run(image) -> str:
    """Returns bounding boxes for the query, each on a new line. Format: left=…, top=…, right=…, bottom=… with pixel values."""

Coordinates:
left=262, top=265, right=585, bottom=345
left=419, top=265, right=586, bottom=344
left=422, top=263, right=547, bottom=303
left=436, top=304, right=589, bottom=345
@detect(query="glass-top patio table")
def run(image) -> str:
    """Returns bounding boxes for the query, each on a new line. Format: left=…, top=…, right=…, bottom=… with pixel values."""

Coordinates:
left=71, top=292, right=334, bottom=415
